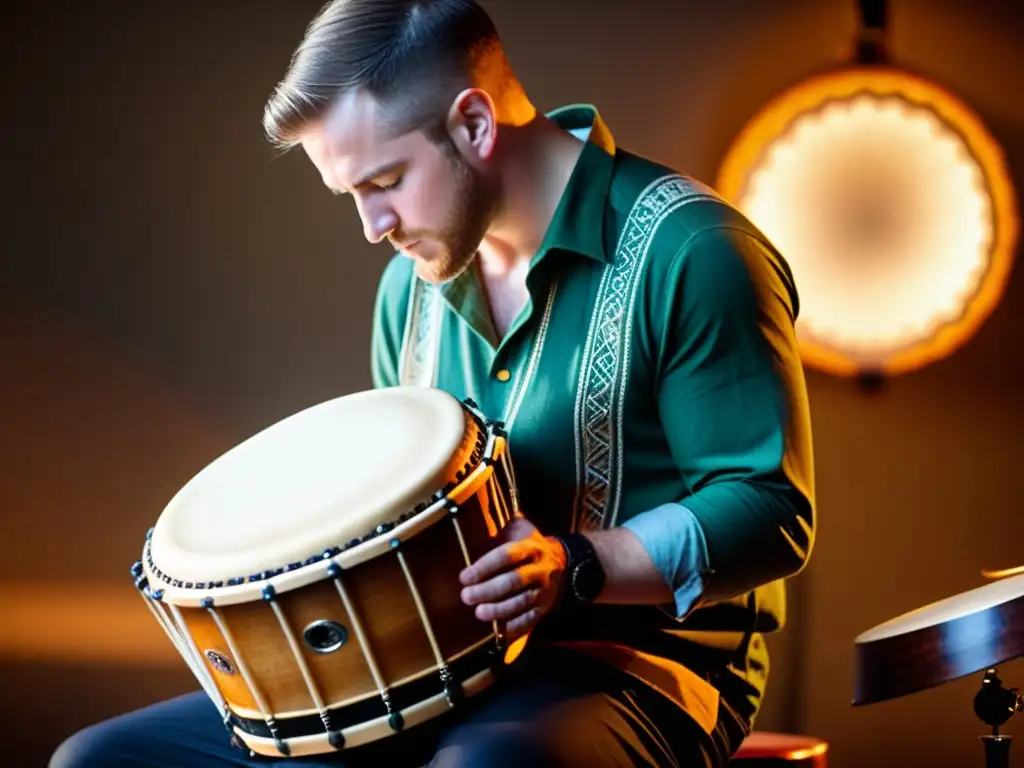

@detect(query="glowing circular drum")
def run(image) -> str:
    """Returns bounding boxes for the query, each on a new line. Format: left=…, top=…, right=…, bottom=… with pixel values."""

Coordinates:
left=718, top=67, right=1018, bottom=376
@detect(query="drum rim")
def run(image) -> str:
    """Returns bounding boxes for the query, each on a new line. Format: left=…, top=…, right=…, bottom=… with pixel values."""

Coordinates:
left=852, top=574, right=1024, bottom=706
left=227, top=637, right=498, bottom=743
left=133, top=398, right=504, bottom=606
left=854, top=571, right=1024, bottom=644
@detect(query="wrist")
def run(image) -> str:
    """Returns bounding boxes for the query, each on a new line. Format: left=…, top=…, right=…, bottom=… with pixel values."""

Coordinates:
left=556, top=532, right=606, bottom=607
left=546, top=535, right=570, bottom=610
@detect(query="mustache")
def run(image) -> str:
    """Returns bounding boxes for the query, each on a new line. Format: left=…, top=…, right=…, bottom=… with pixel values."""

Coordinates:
left=388, top=232, right=425, bottom=248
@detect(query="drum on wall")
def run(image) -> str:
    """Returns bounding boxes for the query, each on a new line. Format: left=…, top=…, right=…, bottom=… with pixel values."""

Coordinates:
left=130, top=387, right=519, bottom=758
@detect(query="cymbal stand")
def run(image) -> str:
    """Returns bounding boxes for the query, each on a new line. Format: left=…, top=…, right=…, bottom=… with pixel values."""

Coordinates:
left=975, top=668, right=1022, bottom=768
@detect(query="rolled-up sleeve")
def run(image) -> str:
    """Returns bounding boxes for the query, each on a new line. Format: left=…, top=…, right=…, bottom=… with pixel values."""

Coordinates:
left=628, top=225, right=816, bottom=613
left=622, top=502, right=711, bottom=618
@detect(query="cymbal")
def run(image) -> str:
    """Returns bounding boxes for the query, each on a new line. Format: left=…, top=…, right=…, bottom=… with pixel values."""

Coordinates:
left=853, top=572, right=1024, bottom=706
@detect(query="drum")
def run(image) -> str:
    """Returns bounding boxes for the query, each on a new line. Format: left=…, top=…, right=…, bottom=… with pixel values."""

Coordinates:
left=130, top=387, right=518, bottom=758
left=853, top=571, right=1024, bottom=707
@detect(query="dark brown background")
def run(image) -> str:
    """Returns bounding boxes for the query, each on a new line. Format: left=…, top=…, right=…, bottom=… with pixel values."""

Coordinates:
left=3, top=1, right=1023, bottom=765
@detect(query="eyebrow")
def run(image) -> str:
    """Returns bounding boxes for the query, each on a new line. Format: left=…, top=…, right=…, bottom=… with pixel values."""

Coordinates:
left=331, top=161, right=405, bottom=196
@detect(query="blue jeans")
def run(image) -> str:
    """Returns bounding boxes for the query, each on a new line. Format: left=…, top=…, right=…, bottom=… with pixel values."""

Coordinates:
left=49, top=647, right=748, bottom=767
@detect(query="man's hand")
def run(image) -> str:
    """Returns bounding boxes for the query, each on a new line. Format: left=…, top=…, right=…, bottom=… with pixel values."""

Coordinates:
left=458, top=516, right=567, bottom=642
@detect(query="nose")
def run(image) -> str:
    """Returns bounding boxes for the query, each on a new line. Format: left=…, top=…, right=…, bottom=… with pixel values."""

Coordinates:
left=355, top=194, right=398, bottom=245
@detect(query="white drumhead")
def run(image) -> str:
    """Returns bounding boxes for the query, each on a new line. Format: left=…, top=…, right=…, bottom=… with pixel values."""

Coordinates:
left=149, top=387, right=471, bottom=584
left=855, top=572, right=1024, bottom=644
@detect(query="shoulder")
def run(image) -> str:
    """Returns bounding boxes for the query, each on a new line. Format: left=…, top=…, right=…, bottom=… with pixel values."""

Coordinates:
left=610, top=151, right=794, bottom=303
left=610, top=150, right=773, bottom=257
left=608, top=152, right=799, bottom=321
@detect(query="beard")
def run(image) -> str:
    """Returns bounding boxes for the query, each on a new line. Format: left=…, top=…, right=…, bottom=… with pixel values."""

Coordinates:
left=409, top=150, right=499, bottom=285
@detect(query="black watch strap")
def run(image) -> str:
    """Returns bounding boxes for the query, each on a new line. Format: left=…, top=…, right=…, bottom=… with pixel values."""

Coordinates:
left=559, top=532, right=605, bottom=605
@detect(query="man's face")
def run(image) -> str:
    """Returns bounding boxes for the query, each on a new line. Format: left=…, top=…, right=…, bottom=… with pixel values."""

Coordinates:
left=300, top=89, right=498, bottom=284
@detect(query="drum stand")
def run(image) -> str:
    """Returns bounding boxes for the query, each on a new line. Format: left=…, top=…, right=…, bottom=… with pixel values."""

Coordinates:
left=974, top=667, right=1022, bottom=768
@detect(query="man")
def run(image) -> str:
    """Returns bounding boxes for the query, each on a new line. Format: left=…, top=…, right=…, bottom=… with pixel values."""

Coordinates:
left=51, top=1, right=814, bottom=766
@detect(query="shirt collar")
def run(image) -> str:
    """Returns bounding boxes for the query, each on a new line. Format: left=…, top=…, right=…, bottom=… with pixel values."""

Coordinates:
left=537, top=104, right=617, bottom=264
left=436, top=104, right=617, bottom=350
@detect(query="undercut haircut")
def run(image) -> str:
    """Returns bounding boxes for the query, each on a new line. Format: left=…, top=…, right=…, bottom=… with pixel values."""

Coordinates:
left=263, top=0, right=504, bottom=149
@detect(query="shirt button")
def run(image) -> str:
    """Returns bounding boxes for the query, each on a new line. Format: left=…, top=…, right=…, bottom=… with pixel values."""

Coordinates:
left=495, top=369, right=511, bottom=382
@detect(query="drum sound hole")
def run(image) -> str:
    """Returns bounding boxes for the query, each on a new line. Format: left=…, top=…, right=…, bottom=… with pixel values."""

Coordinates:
left=303, top=620, right=349, bottom=654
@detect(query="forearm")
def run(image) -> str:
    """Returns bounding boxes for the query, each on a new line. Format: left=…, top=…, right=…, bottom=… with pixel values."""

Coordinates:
left=582, top=527, right=675, bottom=606
left=579, top=502, right=711, bottom=619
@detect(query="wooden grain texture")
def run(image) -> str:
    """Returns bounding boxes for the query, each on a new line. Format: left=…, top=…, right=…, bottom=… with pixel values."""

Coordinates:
left=176, top=467, right=505, bottom=718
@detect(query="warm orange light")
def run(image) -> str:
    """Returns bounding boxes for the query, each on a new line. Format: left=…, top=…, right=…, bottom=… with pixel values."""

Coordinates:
left=717, top=67, right=1018, bottom=376
left=1, top=581, right=180, bottom=664
left=503, top=634, right=529, bottom=665
left=982, top=564, right=1024, bottom=580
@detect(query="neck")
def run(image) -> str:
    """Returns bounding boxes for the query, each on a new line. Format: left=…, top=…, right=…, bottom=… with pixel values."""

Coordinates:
left=477, top=115, right=584, bottom=278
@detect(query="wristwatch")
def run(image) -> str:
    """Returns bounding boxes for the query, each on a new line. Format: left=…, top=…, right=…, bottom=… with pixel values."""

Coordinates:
left=558, top=532, right=606, bottom=606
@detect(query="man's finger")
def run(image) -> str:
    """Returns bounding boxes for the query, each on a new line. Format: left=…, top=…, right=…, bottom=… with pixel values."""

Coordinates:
left=461, top=561, right=548, bottom=606
left=474, top=587, right=540, bottom=622
left=503, top=607, right=541, bottom=642
left=462, top=568, right=522, bottom=606
left=497, top=516, right=538, bottom=544
left=459, top=539, right=537, bottom=586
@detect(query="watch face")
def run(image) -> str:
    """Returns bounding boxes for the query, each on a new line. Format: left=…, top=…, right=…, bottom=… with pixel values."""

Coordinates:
left=572, top=560, right=605, bottom=603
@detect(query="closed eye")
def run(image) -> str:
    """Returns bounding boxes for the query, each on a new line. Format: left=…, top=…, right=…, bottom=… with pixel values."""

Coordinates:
left=375, top=175, right=403, bottom=191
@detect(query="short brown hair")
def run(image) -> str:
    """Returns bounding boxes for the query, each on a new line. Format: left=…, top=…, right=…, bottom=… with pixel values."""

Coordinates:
left=263, top=0, right=502, bottom=149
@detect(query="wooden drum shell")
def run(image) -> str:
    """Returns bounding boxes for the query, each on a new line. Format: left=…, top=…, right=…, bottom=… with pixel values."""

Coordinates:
left=185, top=482, right=499, bottom=716
left=133, top=401, right=517, bottom=758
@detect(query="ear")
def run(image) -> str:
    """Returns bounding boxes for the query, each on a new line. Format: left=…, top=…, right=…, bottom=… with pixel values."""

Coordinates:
left=446, top=88, right=498, bottom=164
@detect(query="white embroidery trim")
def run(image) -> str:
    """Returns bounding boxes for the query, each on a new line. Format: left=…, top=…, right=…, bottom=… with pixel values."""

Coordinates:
left=398, top=272, right=442, bottom=388
left=572, top=174, right=723, bottom=532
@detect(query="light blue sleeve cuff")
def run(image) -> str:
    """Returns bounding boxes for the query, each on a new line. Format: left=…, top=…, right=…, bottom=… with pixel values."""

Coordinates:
left=621, top=502, right=711, bottom=620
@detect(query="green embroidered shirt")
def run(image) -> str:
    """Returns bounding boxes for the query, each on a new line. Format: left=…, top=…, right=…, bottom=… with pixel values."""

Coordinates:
left=369, top=105, right=815, bottom=722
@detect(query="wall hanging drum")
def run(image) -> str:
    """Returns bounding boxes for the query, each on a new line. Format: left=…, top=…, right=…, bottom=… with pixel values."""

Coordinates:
left=716, top=1, right=1018, bottom=379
